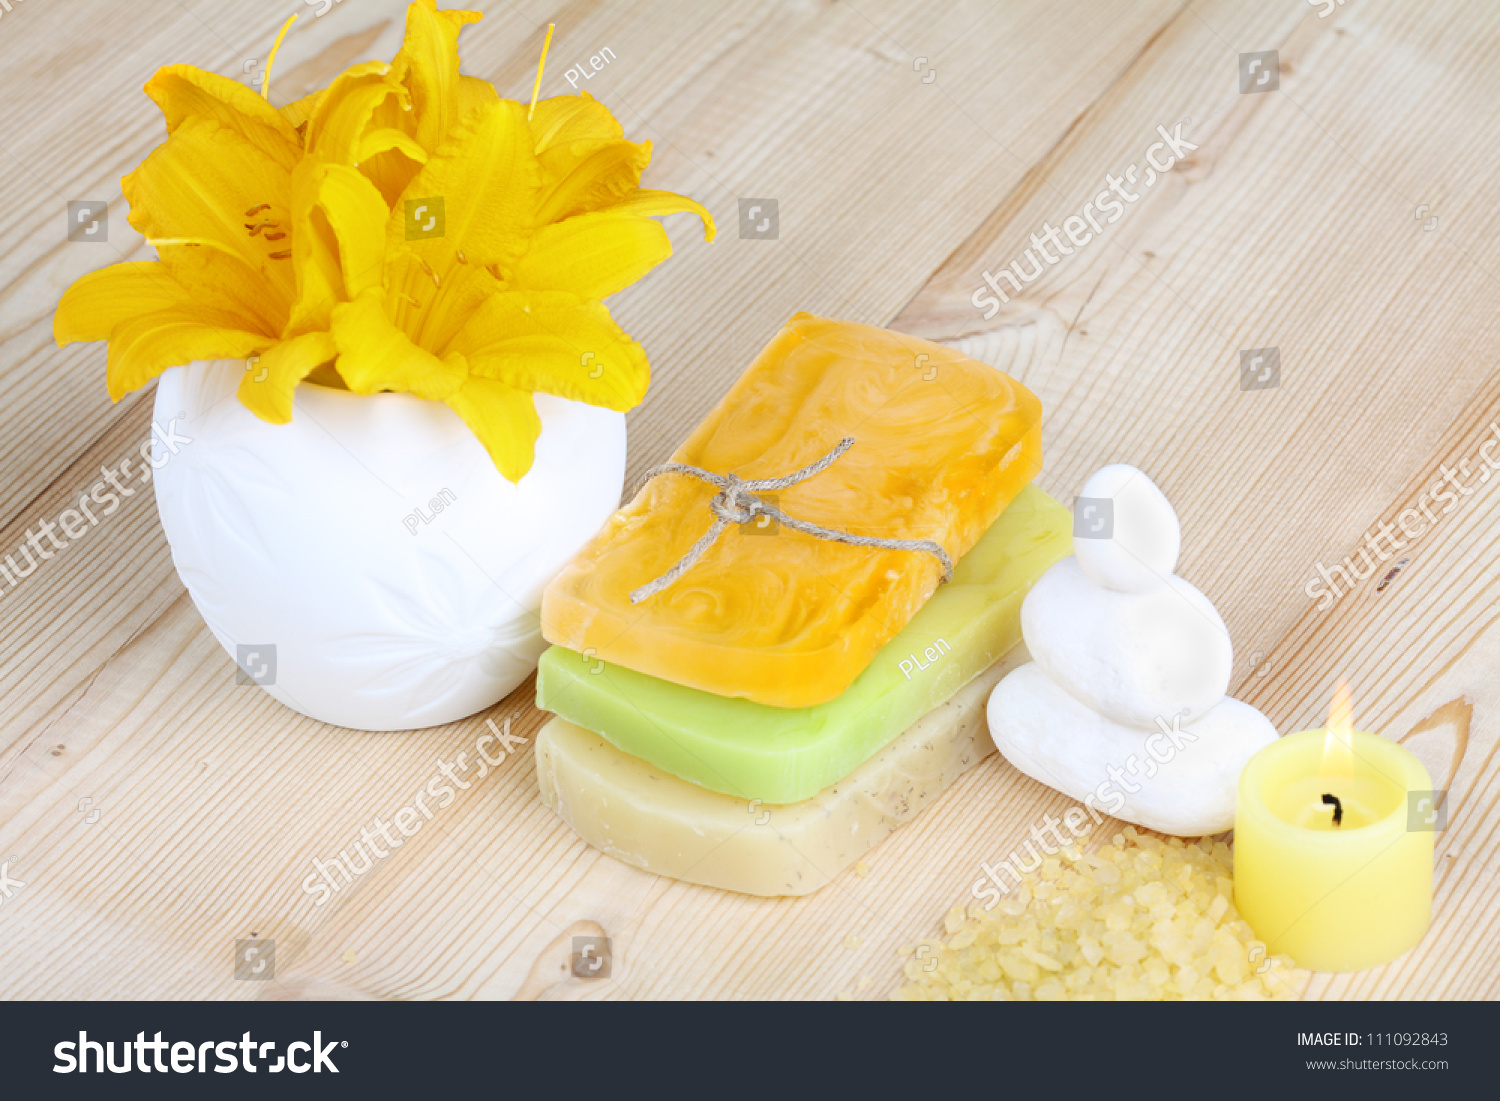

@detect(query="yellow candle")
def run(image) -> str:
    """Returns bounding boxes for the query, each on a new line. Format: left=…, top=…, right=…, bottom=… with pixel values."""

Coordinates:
left=1233, top=696, right=1434, bottom=972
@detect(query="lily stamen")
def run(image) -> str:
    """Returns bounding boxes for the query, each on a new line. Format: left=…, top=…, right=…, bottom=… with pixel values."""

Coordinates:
left=260, top=13, right=298, bottom=101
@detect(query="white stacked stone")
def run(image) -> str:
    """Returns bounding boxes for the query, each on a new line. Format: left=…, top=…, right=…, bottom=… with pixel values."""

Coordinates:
left=987, top=465, right=1277, bottom=835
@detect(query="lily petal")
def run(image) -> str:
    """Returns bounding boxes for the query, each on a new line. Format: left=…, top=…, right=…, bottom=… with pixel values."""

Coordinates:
left=357, top=142, right=428, bottom=208
left=392, top=0, right=484, bottom=152
left=512, top=210, right=672, bottom=301
left=360, top=86, right=429, bottom=205
left=123, top=117, right=297, bottom=307
left=457, top=74, right=500, bottom=122
left=599, top=187, right=717, bottom=242
left=144, top=63, right=302, bottom=171
left=285, top=159, right=389, bottom=335
left=56, top=261, right=199, bottom=346
left=529, top=92, right=622, bottom=153
left=158, top=242, right=285, bottom=335
left=319, top=164, right=390, bottom=298
left=387, top=98, right=539, bottom=272
left=357, top=126, right=427, bottom=167
left=286, top=161, right=346, bottom=336
left=57, top=245, right=275, bottom=346
left=236, top=330, right=339, bottom=423
left=447, top=290, right=649, bottom=410
left=443, top=372, right=541, bottom=483
left=330, top=288, right=466, bottom=400
left=106, top=306, right=268, bottom=401
left=305, top=61, right=398, bottom=164
left=278, top=89, right=323, bottom=132
left=537, top=138, right=652, bottom=225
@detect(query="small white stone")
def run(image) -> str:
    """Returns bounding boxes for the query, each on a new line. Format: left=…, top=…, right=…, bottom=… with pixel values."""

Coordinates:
left=986, top=663, right=1277, bottom=836
left=1021, top=557, right=1232, bottom=727
left=1073, top=464, right=1180, bottom=593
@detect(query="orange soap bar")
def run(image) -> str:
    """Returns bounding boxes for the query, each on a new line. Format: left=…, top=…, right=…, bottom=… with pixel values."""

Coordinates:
left=540, top=313, right=1042, bottom=708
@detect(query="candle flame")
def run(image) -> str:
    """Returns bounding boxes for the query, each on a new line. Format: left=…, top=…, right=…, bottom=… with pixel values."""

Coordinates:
left=1322, top=678, right=1355, bottom=778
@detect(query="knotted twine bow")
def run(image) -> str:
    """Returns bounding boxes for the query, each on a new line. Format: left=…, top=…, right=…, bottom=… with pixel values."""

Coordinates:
left=629, top=436, right=955, bottom=604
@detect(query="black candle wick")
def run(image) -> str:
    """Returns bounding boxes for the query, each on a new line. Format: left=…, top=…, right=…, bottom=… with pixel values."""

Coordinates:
left=1322, top=793, right=1343, bottom=827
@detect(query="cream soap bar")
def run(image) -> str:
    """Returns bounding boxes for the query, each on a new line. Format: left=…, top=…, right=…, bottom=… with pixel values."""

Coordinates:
left=536, top=651, right=1025, bottom=897
left=536, top=485, right=1072, bottom=804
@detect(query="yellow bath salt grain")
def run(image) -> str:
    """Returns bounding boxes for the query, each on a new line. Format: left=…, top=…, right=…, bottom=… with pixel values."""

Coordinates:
left=891, top=827, right=1306, bottom=1001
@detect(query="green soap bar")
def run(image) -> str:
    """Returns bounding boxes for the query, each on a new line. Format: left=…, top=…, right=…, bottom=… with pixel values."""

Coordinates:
left=536, top=484, right=1072, bottom=804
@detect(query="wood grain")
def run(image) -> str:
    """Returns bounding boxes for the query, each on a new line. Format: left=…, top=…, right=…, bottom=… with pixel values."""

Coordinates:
left=0, top=0, right=1496, bottom=1000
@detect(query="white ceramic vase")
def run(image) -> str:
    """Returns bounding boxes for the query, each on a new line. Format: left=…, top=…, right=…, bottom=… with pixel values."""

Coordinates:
left=151, top=361, right=625, bottom=731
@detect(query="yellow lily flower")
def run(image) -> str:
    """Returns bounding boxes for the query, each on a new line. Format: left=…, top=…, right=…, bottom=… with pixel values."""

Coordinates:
left=55, top=0, right=714, bottom=482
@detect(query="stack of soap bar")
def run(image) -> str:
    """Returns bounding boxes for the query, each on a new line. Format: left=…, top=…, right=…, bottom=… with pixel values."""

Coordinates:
left=540, top=313, right=1042, bottom=708
left=537, top=485, right=1072, bottom=804
left=536, top=650, right=1027, bottom=897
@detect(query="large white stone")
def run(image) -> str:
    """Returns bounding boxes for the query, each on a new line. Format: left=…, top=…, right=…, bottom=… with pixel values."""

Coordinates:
left=151, top=360, right=625, bottom=731
left=987, top=662, right=1278, bottom=836
left=1073, top=464, right=1181, bottom=593
left=1021, top=557, right=1233, bottom=728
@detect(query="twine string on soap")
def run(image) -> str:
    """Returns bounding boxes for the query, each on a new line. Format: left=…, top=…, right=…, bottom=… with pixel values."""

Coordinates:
left=628, top=436, right=954, bottom=604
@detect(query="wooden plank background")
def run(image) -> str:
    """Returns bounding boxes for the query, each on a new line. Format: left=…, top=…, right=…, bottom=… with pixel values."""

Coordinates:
left=1, top=0, right=1497, bottom=999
